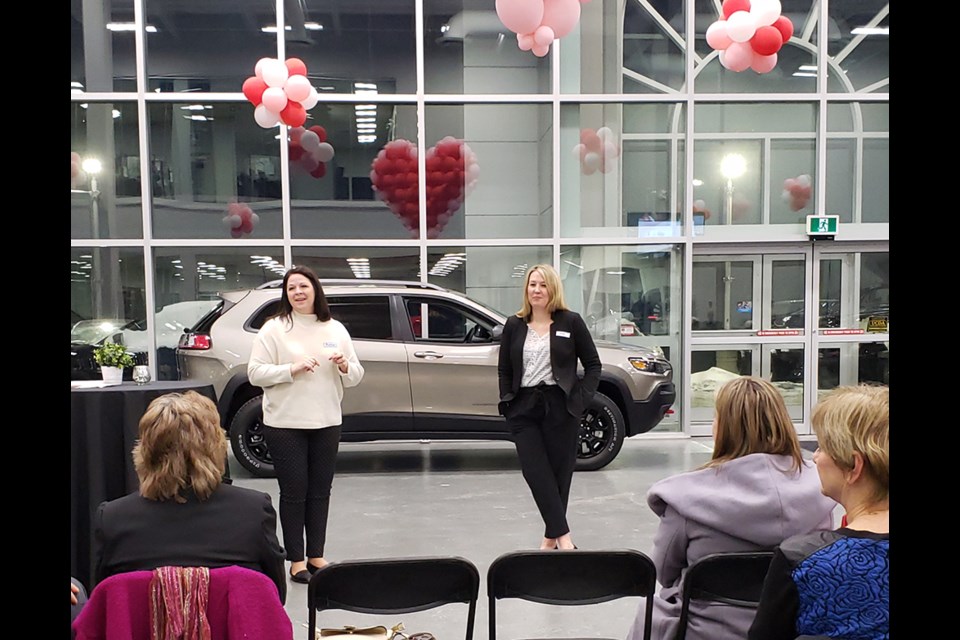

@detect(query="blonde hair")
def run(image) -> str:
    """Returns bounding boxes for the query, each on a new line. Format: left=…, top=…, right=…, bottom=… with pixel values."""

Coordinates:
left=516, top=264, right=568, bottom=320
left=706, top=376, right=804, bottom=472
left=812, top=384, right=889, bottom=503
left=133, top=391, right=227, bottom=503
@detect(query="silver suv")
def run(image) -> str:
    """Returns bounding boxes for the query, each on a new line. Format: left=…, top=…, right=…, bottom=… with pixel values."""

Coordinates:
left=177, top=280, right=676, bottom=476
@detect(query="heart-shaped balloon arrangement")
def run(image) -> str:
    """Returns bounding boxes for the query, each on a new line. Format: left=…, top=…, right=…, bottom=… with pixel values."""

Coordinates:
left=289, top=125, right=335, bottom=179
left=222, top=202, right=259, bottom=238
left=706, top=0, right=794, bottom=74
left=572, top=127, right=621, bottom=175
left=242, top=57, right=319, bottom=129
left=496, top=0, right=592, bottom=57
left=370, top=137, right=479, bottom=238
left=782, top=174, right=812, bottom=211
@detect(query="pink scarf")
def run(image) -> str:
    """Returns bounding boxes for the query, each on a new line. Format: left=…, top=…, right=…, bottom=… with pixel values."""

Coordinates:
left=148, top=566, right=213, bottom=640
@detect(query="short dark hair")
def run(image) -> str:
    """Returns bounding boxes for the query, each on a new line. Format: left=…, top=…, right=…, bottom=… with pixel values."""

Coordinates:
left=274, top=265, right=331, bottom=322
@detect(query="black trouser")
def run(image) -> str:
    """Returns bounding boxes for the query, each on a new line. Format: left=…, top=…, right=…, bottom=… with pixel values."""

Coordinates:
left=506, top=384, right=580, bottom=539
left=262, top=424, right=341, bottom=561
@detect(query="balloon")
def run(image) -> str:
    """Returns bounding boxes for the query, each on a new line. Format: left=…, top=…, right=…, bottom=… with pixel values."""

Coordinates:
left=580, top=129, right=601, bottom=151
left=796, top=174, right=812, bottom=188
left=750, top=51, right=778, bottom=74
left=706, top=21, right=733, bottom=51
left=693, top=199, right=706, bottom=210
left=261, top=59, right=289, bottom=88
left=532, top=43, right=550, bottom=57
left=534, top=25, right=555, bottom=47
left=723, top=41, right=753, bottom=72
left=721, top=0, right=751, bottom=19
left=572, top=143, right=586, bottom=158
left=772, top=16, right=794, bottom=42
left=254, top=58, right=271, bottom=80
left=300, top=87, right=319, bottom=111
left=288, top=141, right=305, bottom=162
left=300, top=130, right=320, bottom=152
left=253, top=104, right=280, bottom=128
left=541, top=0, right=581, bottom=39
left=300, top=153, right=320, bottom=172
left=750, top=0, right=782, bottom=27
left=314, top=142, right=335, bottom=162
left=289, top=126, right=305, bottom=144
left=750, top=25, right=783, bottom=56
left=309, top=163, right=327, bottom=179
left=495, top=0, right=545, bottom=34
left=603, top=141, right=619, bottom=158
left=583, top=152, right=601, bottom=172
left=284, top=75, right=312, bottom=103
left=280, top=100, right=306, bottom=127
left=517, top=32, right=535, bottom=51
left=242, top=77, right=268, bottom=106
left=308, top=125, right=328, bottom=142
left=285, top=57, right=307, bottom=77
left=726, top=11, right=757, bottom=43
left=596, top=126, right=614, bottom=142
left=261, top=87, right=288, bottom=113
left=783, top=178, right=797, bottom=190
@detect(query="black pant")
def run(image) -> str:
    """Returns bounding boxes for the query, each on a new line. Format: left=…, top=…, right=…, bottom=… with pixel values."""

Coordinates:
left=506, top=384, right=580, bottom=539
left=262, top=424, right=341, bottom=561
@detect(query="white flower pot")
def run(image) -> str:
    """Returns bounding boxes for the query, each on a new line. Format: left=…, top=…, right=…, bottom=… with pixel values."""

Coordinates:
left=100, top=366, right=123, bottom=384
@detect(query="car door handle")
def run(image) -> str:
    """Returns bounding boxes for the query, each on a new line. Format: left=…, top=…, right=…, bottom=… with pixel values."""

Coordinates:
left=414, top=351, right=444, bottom=359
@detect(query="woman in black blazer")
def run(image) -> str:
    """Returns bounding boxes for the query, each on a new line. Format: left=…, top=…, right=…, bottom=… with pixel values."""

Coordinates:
left=92, top=391, right=287, bottom=604
left=497, top=264, right=601, bottom=550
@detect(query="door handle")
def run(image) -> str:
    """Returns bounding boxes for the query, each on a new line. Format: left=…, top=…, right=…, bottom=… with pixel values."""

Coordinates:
left=414, top=351, right=444, bottom=359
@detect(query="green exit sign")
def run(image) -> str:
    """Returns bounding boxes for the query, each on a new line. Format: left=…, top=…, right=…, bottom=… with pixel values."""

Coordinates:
left=806, top=214, right=839, bottom=237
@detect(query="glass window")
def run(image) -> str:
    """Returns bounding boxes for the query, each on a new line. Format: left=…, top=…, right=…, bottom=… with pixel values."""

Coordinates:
left=693, top=259, right=755, bottom=331
left=153, top=248, right=284, bottom=312
left=425, top=104, right=552, bottom=239
left=770, top=140, right=816, bottom=224
left=71, top=101, right=142, bottom=239
left=826, top=103, right=888, bottom=224
left=861, top=138, right=889, bottom=223
left=70, top=0, right=137, bottom=92
left=291, top=104, right=419, bottom=239
left=768, top=259, right=805, bottom=330
left=425, top=0, right=548, bottom=94
left=292, top=247, right=420, bottom=281
left=328, top=296, right=393, bottom=341
left=827, top=0, right=889, bottom=93
left=404, top=298, right=495, bottom=343
left=817, top=342, right=889, bottom=403
left=825, top=139, right=855, bottom=223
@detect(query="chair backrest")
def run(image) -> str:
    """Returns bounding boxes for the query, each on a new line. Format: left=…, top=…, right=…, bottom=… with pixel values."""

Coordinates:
left=673, top=551, right=775, bottom=640
left=487, top=549, right=658, bottom=640
left=307, top=556, right=480, bottom=640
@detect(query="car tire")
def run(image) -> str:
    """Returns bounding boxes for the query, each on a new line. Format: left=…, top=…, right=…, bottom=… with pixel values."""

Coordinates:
left=575, top=392, right=625, bottom=471
left=229, top=395, right=276, bottom=478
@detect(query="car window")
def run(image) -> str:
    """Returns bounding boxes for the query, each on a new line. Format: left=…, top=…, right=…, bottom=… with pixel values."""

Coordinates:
left=404, top=297, right=496, bottom=343
left=248, top=300, right=281, bottom=331
left=328, top=296, right=393, bottom=340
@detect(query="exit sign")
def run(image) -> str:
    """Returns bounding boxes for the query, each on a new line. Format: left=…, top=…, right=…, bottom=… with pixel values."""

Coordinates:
left=806, top=214, right=839, bottom=237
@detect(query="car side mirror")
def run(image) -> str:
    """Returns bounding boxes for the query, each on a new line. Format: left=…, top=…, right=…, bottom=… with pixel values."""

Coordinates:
left=491, top=324, right=503, bottom=341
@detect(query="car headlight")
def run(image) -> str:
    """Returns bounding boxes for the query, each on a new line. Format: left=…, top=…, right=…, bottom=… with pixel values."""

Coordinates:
left=628, top=356, right=667, bottom=374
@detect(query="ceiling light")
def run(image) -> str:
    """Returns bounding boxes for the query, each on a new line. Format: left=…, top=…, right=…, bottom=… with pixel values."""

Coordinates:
left=692, top=179, right=703, bottom=187
left=355, top=117, right=376, bottom=123
left=106, top=22, right=157, bottom=32
left=792, top=72, right=817, bottom=77
left=720, top=153, right=746, bottom=180
left=82, top=158, right=102, bottom=174
left=357, top=135, right=377, bottom=143
left=354, top=82, right=378, bottom=90
left=354, top=104, right=376, bottom=110
left=851, top=26, right=888, bottom=35
left=798, top=65, right=817, bottom=71
left=305, top=22, right=323, bottom=31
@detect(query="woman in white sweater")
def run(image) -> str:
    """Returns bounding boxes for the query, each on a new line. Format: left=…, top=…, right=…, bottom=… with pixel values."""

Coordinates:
left=248, top=266, right=364, bottom=584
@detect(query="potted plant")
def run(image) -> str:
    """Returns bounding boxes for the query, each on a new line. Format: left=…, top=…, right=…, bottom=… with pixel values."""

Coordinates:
left=93, top=342, right=135, bottom=384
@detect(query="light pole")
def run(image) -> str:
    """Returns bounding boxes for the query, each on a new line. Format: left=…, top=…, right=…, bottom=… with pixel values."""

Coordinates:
left=720, top=153, right=746, bottom=225
left=82, top=157, right=103, bottom=238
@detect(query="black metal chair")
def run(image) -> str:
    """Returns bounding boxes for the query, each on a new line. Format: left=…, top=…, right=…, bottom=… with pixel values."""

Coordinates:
left=307, top=556, right=480, bottom=640
left=487, top=549, right=658, bottom=640
left=673, top=551, right=775, bottom=640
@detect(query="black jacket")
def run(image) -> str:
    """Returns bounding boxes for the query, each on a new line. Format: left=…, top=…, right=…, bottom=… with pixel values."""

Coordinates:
left=497, top=309, right=602, bottom=418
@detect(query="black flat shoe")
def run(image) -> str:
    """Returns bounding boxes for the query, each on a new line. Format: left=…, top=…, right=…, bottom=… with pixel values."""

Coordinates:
left=290, top=569, right=311, bottom=584
left=307, top=563, right=324, bottom=575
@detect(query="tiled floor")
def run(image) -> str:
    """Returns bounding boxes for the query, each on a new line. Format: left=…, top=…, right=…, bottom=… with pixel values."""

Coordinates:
left=229, top=436, right=825, bottom=640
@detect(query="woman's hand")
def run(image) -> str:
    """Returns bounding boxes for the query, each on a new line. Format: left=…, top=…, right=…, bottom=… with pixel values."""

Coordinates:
left=291, top=355, right=320, bottom=376
left=329, top=352, right=349, bottom=374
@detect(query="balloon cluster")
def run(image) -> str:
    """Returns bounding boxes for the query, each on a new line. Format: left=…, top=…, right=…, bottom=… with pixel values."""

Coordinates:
left=693, top=199, right=712, bottom=220
left=289, top=125, right=335, bottom=179
left=71, top=152, right=82, bottom=188
left=495, top=0, right=591, bottom=58
left=242, top=58, right=319, bottom=129
left=222, top=202, right=259, bottom=238
left=573, top=127, right=621, bottom=175
left=705, top=0, right=794, bottom=74
left=782, top=174, right=812, bottom=211
left=370, top=137, right=480, bottom=239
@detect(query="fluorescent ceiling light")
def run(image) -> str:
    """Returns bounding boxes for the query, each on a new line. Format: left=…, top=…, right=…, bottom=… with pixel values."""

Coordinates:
left=180, top=105, right=211, bottom=111
left=355, top=117, right=376, bottom=123
left=606, top=271, right=626, bottom=275
left=106, top=22, right=157, bottom=32
left=798, top=65, right=817, bottom=71
left=692, top=179, right=703, bottom=187
left=792, top=72, right=817, bottom=77
left=262, top=23, right=324, bottom=33
left=357, top=135, right=377, bottom=143
left=851, top=26, right=888, bottom=35
left=354, top=82, right=378, bottom=90
left=354, top=104, right=376, bottom=110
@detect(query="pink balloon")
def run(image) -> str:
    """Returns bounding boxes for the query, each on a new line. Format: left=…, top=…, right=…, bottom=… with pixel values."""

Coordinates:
left=532, top=43, right=550, bottom=57
left=783, top=178, right=797, bottom=190
left=534, top=25, right=555, bottom=47
left=541, top=0, right=581, bottom=39
left=517, top=32, right=535, bottom=51
left=495, top=0, right=545, bottom=35
left=284, top=75, right=312, bottom=103
left=706, top=20, right=732, bottom=51
left=261, top=87, right=288, bottom=113
left=723, top=42, right=753, bottom=72
left=750, top=51, right=778, bottom=74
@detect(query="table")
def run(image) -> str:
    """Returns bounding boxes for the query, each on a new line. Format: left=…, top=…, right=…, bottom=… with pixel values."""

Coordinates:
left=70, top=380, right=218, bottom=590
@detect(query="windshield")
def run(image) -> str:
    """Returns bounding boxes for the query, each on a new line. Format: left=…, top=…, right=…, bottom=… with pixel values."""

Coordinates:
left=70, top=319, right=127, bottom=345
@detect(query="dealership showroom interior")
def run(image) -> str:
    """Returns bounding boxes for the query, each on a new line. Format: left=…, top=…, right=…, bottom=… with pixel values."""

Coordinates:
left=70, top=0, right=891, bottom=638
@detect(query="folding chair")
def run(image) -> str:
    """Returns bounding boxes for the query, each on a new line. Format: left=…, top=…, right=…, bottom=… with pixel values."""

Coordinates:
left=673, top=551, right=775, bottom=640
left=307, top=556, right=480, bottom=640
left=487, top=549, right=658, bottom=640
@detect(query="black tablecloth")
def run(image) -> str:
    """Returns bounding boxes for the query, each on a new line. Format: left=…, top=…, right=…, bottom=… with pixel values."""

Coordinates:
left=70, top=380, right=218, bottom=590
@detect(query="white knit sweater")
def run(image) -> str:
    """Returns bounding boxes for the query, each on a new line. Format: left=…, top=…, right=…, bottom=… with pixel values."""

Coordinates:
left=247, top=311, right=364, bottom=429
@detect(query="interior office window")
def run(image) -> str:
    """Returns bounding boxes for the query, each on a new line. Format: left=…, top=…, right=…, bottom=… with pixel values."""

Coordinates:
left=70, top=0, right=138, bottom=92
left=148, top=103, right=282, bottom=239
left=71, top=101, right=143, bottom=239
left=827, top=0, right=889, bottom=93
left=328, top=296, right=393, bottom=340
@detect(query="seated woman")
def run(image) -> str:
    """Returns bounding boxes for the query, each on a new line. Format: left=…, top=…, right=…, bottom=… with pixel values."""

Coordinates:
left=749, top=385, right=889, bottom=640
left=93, top=390, right=287, bottom=603
left=626, top=376, right=836, bottom=640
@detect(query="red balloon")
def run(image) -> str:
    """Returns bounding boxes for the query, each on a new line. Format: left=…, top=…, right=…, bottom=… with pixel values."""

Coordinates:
left=280, top=101, right=306, bottom=128
left=772, top=16, right=794, bottom=43
left=721, top=0, right=751, bottom=19
left=310, top=162, right=327, bottom=179
left=242, top=77, right=268, bottom=106
left=288, top=141, right=304, bottom=162
left=750, top=26, right=783, bottom=56
left=309, top=125, right=327, bottom=143
left=285, top=58, right=308, bottom=77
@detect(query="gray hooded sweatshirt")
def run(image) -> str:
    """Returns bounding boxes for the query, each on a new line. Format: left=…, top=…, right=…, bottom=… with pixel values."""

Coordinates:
left=625, top=453, right=836, bottom=640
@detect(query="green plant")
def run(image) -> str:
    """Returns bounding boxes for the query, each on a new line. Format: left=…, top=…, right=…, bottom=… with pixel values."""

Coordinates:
left=94, top=342, right=135, bottom=369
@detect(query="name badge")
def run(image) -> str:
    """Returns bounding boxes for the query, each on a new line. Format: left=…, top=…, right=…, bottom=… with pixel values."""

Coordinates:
left=555, top=331, right=571, bottom=338
left=323, top=341, right=339, bottom=349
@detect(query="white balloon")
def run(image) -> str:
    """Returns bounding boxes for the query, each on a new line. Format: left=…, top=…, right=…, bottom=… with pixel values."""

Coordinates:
left=781, top=190, right=792, bottom=203
left=726, top=11, right=758, bottom=43
left=596, top=126, right=614, bottom=142
left=314, top=142, right=335, bottom=163
left=300, top=130, right=320, bottom=152
left=300, top=87, right=319, bottom=111
left=694, top=199, right=706, bottom=210
left=706, top=20, right=733, bottom=51
left=284, top=75, right=312, bottom=103
left=796, top=174, right=812, bottom=188
left=228, top=214, right=243, bottom=229
left=603, top=141, right=619, bottom=158
left=250, top=213, right=260, bottom=225
left=254, top=58, right=273, bottom=81
left=261, top=87, right=288, bottom=113
left=750, top=0, right=782, bottom=27
left=718, top=49, right=730, bottom=69
left=253, top=104, right=280, bottom=128
left=261, top=59, right=289, bottom=88
left=583, top=152, right=601, bottom=171
left=572, top=143, right=586, bottom=158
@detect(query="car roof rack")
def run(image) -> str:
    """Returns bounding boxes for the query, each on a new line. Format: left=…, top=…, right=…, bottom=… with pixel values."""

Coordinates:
left=256, top=279, right=447, bottom=292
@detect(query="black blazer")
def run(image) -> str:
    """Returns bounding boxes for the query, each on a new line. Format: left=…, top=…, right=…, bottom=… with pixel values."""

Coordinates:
left=497, top=308, right=602, bottom=418
left=93, top=483, right=287, bottom=604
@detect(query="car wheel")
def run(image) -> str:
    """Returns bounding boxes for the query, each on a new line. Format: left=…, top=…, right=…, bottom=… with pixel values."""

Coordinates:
left=575, top=392, right=625, bottom=471
left=229, top=395, right=276, bottom=478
